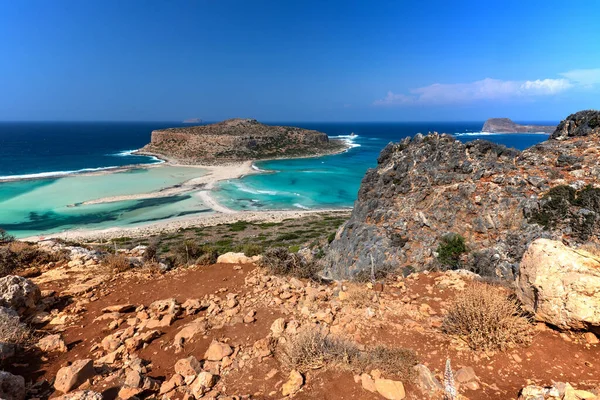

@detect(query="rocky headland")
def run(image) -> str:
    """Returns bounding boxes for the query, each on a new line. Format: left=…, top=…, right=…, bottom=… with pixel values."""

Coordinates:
left=329, top=110, right=600, bottom=279
left=482, top=118, right=555, bottom=133
left=138, top=118, right=347, bottom=164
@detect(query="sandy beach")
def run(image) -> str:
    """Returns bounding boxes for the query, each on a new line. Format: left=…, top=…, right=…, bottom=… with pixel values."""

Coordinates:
left=77, top=161, right=255, bottom=206
left=25, top=208, right=351, bottom=242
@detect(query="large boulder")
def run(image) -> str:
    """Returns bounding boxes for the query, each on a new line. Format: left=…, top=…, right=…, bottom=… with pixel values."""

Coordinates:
left=0, top=275, right=40, bottom=316
left=216, top=252, right=260, bottom=264
left=0, top=371, right=26, bottom=400
left=54, top=359, right=96, bottom=393
left=516, top=238, right=600, bottom=330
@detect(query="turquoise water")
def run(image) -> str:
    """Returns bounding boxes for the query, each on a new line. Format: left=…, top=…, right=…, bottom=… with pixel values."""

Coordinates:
left=0, top=121, right=554, bottom=237
left=0, top=167, right=211, bottom=238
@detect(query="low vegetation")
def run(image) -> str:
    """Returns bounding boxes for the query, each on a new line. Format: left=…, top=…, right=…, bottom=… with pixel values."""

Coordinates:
left=0, top=228, right=14, bottom=245
left=0, top=240, right=68, bottom=278
left=436, top=233, right=468, bottom=269
left=101, top=253, right=132, bottom=273
left=259, top=248, right=321, bottom=280
left=442, top=283, right=533, bottom=352
left=528, top=184, right=600, bottom=240
left=279, top=328, right=417, bottom=381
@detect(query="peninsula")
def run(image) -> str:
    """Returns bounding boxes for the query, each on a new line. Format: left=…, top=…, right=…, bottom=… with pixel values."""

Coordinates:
left=138, top=118, right=347, bottom=164
left=482, top=117, right=555, bottom=133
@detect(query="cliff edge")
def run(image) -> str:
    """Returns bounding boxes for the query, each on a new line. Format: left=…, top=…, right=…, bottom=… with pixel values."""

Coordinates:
left=139, top=118, right=346, bottom=164
left=328, top=110, right=600, bottom=279
left=482, top=118, right=555, bottom=133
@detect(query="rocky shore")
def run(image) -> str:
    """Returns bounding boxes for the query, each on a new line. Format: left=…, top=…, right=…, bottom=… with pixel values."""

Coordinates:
left=482, top=118, right=555, bottom=133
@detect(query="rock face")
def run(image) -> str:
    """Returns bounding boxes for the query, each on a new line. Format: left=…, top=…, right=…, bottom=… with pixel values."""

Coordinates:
left=482, top=118, right=555, bottom=133
left=0, top=275, right=40, bottom=316
left=517, top=238, right=600, bottom=330
left=0, top=371, right=25, bottom=400
left=139, top=118, right=346, bottom=164
left=329, top=110, right=600, bottom=279
left=551, top=110, right=600, bottom=140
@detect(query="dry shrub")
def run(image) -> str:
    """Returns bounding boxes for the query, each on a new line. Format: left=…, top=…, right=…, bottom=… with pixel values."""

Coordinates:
left=278, top=328, right=417, bottom=381
left=143, top=261, right=163, bottom=274
left=0, top=310, right=31, bottom=347
left=260, top=248, right=321, bottom=280
left=278, top=328, right=362, bottom=371
left=579, top=242, right=600, bottom=258
left=343, top=285, right=375, bottom=308
left=442, top=283, right=533, bottom=352
left=101, top=253, right=132, bottom=273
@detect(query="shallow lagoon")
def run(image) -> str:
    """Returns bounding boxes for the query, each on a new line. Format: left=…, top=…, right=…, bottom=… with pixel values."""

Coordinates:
left=0, top=166, right=210, bottom=237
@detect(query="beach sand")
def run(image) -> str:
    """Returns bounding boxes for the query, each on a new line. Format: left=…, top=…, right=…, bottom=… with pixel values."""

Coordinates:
left=26, top=208, right=351, bottom=242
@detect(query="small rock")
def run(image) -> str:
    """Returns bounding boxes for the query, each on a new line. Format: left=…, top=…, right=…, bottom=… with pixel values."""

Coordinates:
left=361, top=373, right=376, bottom=393
left=37, top=334, right=67, bottom=353
left=0, top=371, right=25, bottom=400
left=282, top=370, right=304, bottom=396
left=174, top=356, right=202, bottom=377
left=375, top=378, right=405, bottom=400
left=455, top=366, right=476, bottom=383
left=204, top=340, right=233, bottom=361
left=54, top=391, right=103, bottom=400
left=101, top=304, right=135, bottom=313
left=583, top=332, right=599, bottom=345
left=270, top=318, right=286, bottom=338
left=54, top=359, right=95, bottom=393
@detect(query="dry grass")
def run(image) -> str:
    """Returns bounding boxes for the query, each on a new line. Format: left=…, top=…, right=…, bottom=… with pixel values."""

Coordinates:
left=260, top=248, right=321, bottom=280
left=278, top=328, right=417, bottom=381
left=0, top=310, right=31, bottom=347
left=442, top=283, right=533, bottom=352
left=101, top=253, right=132, bottom=273
left=343, top=285, right=375, bottom=308
left=579, top=242, right=600, bottom=258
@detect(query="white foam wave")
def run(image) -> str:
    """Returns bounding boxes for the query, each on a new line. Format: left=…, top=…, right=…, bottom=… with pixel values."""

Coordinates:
left=330, top=134, right=361, bottom=149
left=453, top=131, right=550, bottom=137
left=251, top=164, right=267, bottom=172
left=112, top=149, right=138, bottom=156
left=293, top=203, right=310, bottom=210
left=235, top=183, right=278, bottom=195
left=0, top=166, right=121, bottom=181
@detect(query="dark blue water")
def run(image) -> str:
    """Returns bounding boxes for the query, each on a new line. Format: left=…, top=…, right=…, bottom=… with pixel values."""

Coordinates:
left=0, top=122, right=191, bottom=178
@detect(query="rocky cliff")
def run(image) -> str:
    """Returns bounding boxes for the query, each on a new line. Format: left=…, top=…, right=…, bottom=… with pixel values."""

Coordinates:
left=139, top=118, right=346, bottom=164
left=482, top=118, right=555, bottom=133
left=328, top=110, right=600, bottom=279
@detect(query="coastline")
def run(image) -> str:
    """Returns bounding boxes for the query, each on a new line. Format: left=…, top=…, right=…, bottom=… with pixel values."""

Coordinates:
left=23, top=209, right=352, bottom=242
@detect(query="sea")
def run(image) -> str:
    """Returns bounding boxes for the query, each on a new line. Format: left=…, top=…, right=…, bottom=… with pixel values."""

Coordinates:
left=0, top=121, right=555, bottom=238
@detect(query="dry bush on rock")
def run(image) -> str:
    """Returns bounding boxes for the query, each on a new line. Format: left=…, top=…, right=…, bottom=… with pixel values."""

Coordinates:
left=442, top=283, right=533, bottom=352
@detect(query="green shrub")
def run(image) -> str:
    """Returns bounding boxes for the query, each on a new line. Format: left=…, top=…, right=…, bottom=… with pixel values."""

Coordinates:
left=0, top=229, right=14, bottom=245
left=238, top=243, right=263, bottom=257
left=327, top=232, right=336, bottom=244
left=289, top=245, right=300, bottom=253
left=229, top=221, right=250, bottom=232
left=436, top=233, right=468, bottom=269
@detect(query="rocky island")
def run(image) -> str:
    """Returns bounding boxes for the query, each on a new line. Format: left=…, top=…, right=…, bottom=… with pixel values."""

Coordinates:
left=482, top=117, right=555, bottom=133
left=138, top=118, right=347, bottom=164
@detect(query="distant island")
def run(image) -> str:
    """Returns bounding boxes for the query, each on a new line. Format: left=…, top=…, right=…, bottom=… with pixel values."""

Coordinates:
left=183, top=118, right=202, bottom=123
left=138, top=118, right=347, bottom=164
left=482, top=118, right=556, bottom=133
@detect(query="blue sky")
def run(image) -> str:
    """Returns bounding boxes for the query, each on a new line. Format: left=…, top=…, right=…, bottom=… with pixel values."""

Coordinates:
left=1, top=0, right=599, bottom=122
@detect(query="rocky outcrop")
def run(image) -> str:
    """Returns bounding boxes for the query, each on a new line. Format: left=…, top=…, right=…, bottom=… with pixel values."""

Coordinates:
left=0, top=275, right=40, bottom=316
left=517, top=239, right=600, bottom=331
left=551, top=110, right=600, bottom=140
left=0, top=371, right=25, bottom=400
left=329, top=110, right=600, bottom=279
left=482, top=118, right=555, bottom=133
left=139, top=118, right=346, bottom=164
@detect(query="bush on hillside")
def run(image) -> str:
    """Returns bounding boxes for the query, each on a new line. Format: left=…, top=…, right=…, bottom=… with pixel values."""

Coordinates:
left=442, top=283, right=533, bottom=352
left=259, top=247, right=320, bottom=280
left=101, top=253, right=132, bottom=273
left=436, top=233, right=468, bottom=269
left=0, top=229, right=14, bottom=246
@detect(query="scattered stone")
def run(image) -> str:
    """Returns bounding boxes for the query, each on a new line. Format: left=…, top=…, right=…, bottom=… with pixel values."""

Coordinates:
left=455, top=366, right=476, bottom=383
left=54, top=390, right=103, bottom=400
left=361, top=373, right=376, bottom=393
left=282, top=370, right=304, bottom=396
left=174, top=356, right=202, bottom=377
left=216, top=252, right=259, bottom=264
left=101, top=304, right=135, bottom=313
left=37, top=334, right=67, bottom=353
left=174, top=318, right=208, bottom=351
left=270, top=318, right=286, bottom=338
left=204, top=340, right=233, bottom=361
left=414, top=364, right=443, bottom=394
left=54, top=359, right=95, bottom=393
left=583, top=332, right=599, bottom=345
left=375, top=378, right=405, bottom=400
left=0, top=275, right=41, bottom=316
left=0, top=371, right=25, bottom=400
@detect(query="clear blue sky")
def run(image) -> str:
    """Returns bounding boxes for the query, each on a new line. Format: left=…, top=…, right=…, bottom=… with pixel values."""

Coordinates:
left=1, top=0, right=599, bottom=122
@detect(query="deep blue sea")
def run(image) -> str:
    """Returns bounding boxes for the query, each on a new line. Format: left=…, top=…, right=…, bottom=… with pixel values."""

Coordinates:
left=0, top=121, right=555, bottom=237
